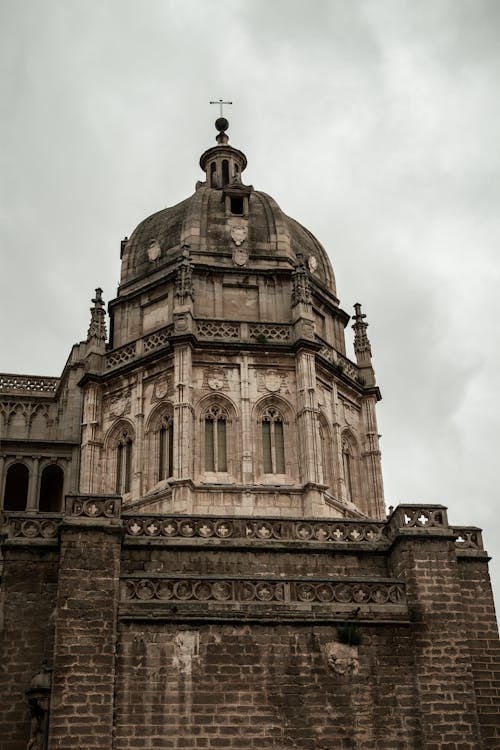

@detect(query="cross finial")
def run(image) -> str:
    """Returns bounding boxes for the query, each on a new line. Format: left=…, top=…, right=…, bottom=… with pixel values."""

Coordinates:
left=210, top=99, right=232, bottom=117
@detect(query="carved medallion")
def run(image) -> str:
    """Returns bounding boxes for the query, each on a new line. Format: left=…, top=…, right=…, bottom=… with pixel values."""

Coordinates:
left=174, top=313, right=188, bottom=332
left=231, top=225, right=247, bottom=246
left=324, top=642, right=359, bottom=676
left=147, top=239, right=161, bottom=262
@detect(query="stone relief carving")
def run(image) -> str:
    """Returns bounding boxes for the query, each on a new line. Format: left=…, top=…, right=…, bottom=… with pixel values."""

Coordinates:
left=202, top=367, right=229, bottom=391
left=324, top=642, right=359, bottom=676
left=256, top=369, right=289, bottom=394
left=107, top=392, right=131, bottom=417
left=232, top=247, right=248, bottom=266
left=147, top=239, right=161, bottom=262
left=230, top=223, right=247, bottom=247
left=151, top=375, right=170, bottom=402
left=339, top=398, right=360, bottom=426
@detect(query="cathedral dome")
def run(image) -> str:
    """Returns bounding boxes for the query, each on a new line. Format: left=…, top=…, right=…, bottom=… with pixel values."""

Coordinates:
left=119, top=122, right=336, bottom=296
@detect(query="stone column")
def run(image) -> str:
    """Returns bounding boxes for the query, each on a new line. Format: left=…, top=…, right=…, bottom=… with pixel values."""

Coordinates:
left=173, top=342, right=193, bottom=481
left=48, top=495, right=121, bottom=750
left=360, top=394, right=385, bottom=519
left=27, top=456, right=40, bottom=510
left=79, top=381, right=102, bottom=494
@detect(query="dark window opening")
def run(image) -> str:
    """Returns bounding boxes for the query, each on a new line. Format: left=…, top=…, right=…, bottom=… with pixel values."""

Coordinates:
left=210, top=162, right=217, bottom=187
left=4, top=463, right=29, bottom=511
left=116, top=435, right=133, bottom=494
left=39, top=464, right=64, bottom=512
left=222, top=159, right=229, bottom=187
left=159, top=418, right=174, bottom=480
left=204, top=408, right=228, bottom=472
left=230, top=196, right=244, bottom=215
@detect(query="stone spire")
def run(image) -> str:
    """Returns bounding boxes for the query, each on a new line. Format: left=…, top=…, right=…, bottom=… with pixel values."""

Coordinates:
left=352, top=303, right=375, bottom=385
left=87, top=288, right=107, bottom=343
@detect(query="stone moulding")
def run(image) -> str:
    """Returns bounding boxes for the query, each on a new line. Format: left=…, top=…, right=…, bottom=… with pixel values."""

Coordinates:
left=120, top=575, right=408, bottom=623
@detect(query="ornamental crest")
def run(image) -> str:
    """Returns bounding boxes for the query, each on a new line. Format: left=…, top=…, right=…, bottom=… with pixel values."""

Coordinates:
left=257, top=369, right=289, bottom=394
left=232, top=247, right=248, bottom=266
left=152, top=375, right=170, bottom=402
left=230, top=225, right=247, bottom=246
left=108, top=392, right=131, bottom=417
left=202, top=367, right=229, bottom=391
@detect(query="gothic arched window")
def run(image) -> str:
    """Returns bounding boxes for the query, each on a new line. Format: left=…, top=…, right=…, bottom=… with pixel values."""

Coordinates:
left=158, top=414, right=174, bottom=481
left=262, top=407, right=285, bottom=474
left=204, top=406, right=228, bottom=472
left=39, top=464, right=64, bottom=512
left=3, top=462, right=29, bottom=511
left=116, top=428, right=133, bottom=494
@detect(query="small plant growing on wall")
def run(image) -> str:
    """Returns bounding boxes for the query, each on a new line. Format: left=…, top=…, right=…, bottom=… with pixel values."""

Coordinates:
left=256, top=334, right=267, bottom=344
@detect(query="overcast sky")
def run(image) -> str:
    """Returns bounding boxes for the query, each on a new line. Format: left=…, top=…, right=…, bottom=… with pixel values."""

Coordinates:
left=1, top=0, right=499, bottom=609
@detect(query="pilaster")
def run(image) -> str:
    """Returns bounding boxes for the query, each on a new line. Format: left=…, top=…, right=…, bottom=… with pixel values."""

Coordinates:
left=48, top=495, right=121, bottom=750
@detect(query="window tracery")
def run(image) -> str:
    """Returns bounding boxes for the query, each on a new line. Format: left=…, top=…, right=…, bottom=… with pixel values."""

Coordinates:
left=204, top=405, right=228, bottom=472
left=342, top=437, right=355, bottom=503
left=261, top=407, right=285, bottom=474
left=158, top=414, right=174, bottom=481
left=115, top=427, right=133, bottom=494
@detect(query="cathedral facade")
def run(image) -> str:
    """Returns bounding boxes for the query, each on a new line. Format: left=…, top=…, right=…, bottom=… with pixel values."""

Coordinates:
left=1, top=119, right=499, bottom=749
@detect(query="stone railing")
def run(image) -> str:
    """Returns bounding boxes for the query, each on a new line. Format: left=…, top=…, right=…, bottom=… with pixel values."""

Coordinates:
left=123, top=514, right=386, bottom=545
left=196, top=319, right=291, bottom=343
left=66, top=495, right=121, bottom=519
left=316, top=342, right=359, bottom=381
left=2, top=513, right=62, bottom=541
left=387, top=505, right=448, bottom=534
left=0, top=373, right=59, bottom=395
left=453, top=527, right=484, bottom=551
left=122, top=575, right=406, bottom=608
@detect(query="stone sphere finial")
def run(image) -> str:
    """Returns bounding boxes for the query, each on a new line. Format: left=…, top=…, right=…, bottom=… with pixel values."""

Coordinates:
left=215, top=117, right=229, bottom=133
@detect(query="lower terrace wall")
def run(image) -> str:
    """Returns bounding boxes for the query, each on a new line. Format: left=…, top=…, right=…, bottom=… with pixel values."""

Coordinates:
left=1, top=501, right=499, bottom=749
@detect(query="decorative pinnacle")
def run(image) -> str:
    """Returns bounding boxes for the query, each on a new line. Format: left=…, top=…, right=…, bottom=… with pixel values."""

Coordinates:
left=87, top=287, right=107, bottom=343
left=351, top=302, right=372, bottom=364
left=210, top=99, right=232, bottom=145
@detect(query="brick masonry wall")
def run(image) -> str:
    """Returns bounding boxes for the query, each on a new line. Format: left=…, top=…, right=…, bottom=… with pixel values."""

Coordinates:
left=48, top=523, right=121, bottom=749
left=114, top=622, right=419, bottom=750
left=390, top=535, right=484, bottom=749
left=0, top=547, right=58, bottom=750
left=457, top=556, right=500, bottom=748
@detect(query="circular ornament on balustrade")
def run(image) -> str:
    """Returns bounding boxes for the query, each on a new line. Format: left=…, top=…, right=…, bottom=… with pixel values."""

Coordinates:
left=212, top=581, right=232, bottom=601
left=297, top=583, right=316, bottom=602
left=296, top=523, right=313, bottom=540
left=334, top=584, right=353, bottom=603
left=256, top=522, right=274, bottom=539
left=240, top=582, right=256, bottom=601
left=157, top=581, right=174, bottom=600
left=136, top=580, right=155, bottom=600
left=179, top=521, right=195, bottom=537
left=161, top=519, right=178, bottom=536
left=174, top=581, right=194, bottom=600
left=255, top=583, right=274, bottom=601
left=40, top=520, right=58, bottom=538
left=194, top=582, right=212, bottom=600
left=126, top=518, right=144, bottom=536
left=308, top=254, right=318, bottom=273
left=370, top=586, right=389, bottom=604
left=316, top=584, right=335, bottom=602
left=197, top=521, right=214, bottom=538
left=22, top=520, right=40, bottom=538
left=214, top=520, right=233, bottom=538
left=145, top=520, right=161, bottom=536
left=314, top=525, right=330, bottom=541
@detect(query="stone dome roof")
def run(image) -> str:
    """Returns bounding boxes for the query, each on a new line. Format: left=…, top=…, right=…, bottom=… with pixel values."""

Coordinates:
left=119, top=124, right=336, bottom=296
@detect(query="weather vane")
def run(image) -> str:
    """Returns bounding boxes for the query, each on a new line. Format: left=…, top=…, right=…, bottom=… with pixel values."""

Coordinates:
left=210, top=99, right=232, bottom=117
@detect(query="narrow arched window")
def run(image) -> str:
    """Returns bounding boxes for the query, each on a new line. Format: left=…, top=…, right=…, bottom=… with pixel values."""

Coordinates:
left=262, top=408, right=285, bottom=474
left=210, top=161, right=217, bottom=187
left=116, top=429, right=133, bottom=494
left=204, top=406, right=227, bottom=472
left=3, top=463, right=29, bottom=511
left=158, top=415, right=174, bottom=480
left=222, top=159, right=229, bottom=187
left=342, top=439, right=353, bottom=502
left=39, top=464, right=64, bottom=512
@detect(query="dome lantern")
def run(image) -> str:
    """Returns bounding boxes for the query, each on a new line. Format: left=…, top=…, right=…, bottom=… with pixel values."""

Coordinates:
left=199, top=118, right=247, bottom=189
